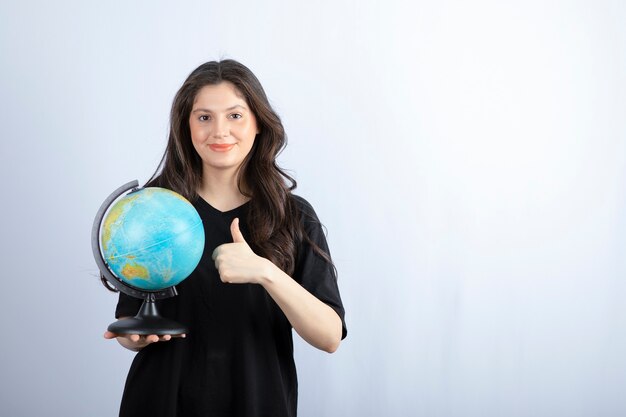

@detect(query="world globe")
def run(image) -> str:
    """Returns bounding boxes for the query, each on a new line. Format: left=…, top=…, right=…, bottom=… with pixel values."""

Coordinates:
left=92, top=180, right=205, bottom=335
left=101, top=187, right=204, bottom=291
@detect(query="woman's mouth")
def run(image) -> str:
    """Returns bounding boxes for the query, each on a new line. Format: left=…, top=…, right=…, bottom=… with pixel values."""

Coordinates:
left=209, top=144, right=235, bottom=152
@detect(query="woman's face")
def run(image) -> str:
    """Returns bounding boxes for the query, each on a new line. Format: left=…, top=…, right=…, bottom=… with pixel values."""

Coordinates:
left=189, top=81, right=258, bottom=175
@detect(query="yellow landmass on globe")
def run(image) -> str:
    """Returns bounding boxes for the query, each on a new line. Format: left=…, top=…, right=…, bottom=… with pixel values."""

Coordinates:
left=101, top=194, right=140, bottom=251
left=121, top=263, right=149, bottom=280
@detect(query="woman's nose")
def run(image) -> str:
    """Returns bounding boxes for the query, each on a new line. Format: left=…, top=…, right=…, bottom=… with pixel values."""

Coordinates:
left=212, top=118, right=229, bottom=138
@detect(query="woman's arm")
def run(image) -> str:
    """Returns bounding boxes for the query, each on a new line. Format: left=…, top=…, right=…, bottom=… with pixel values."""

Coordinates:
left=212, top=218, right=343, bottom=353
left=260, top=262, right=343, bottom=353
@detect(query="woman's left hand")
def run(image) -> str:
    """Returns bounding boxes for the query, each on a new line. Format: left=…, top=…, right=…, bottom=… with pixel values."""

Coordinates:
left=212, top=218, right=273, bottom=285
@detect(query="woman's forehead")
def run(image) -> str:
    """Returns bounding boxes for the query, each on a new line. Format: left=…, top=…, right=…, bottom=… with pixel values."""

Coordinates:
left=193, top=82, right=246, bottom=106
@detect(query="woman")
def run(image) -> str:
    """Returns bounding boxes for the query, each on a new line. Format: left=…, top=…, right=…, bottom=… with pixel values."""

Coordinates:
left=103, top=59, right=347, bottom=417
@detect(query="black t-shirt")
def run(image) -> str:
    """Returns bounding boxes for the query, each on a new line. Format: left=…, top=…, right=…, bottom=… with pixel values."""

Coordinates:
left=114, top=195, right=347, bottom=417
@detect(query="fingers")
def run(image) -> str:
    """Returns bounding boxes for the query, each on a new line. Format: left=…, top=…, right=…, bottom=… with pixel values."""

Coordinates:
left=104, top=332, right=185, bottom=344
left=128, top=334, right=162, bottom=343
left=212, top=218, right=248, bottom=262
left=212, top=217, right=248, bottom=261
left=230, top=217, right=246, bottom=243
left=124, top=334, right=155, bottom=349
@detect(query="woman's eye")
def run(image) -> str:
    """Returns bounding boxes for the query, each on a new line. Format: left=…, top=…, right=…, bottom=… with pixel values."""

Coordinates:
left=230, top=113, right=242, bottom=119
left=199, top=115, right=210, bottom=121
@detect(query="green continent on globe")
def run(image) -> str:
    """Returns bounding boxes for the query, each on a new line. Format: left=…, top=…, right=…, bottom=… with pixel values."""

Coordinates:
left=101, top=193, right=140, bottom=253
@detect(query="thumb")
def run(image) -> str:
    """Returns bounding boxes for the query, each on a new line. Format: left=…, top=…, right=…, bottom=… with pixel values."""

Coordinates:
left=231, top=217, right=247, bottom=243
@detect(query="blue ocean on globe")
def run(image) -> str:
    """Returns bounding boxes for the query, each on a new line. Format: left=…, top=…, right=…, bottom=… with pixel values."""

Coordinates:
left=100, top=187, right=205, bottom=291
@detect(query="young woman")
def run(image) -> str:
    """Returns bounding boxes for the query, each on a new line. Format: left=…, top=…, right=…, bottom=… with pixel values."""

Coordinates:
left=103, top=59, right=347, bottom=417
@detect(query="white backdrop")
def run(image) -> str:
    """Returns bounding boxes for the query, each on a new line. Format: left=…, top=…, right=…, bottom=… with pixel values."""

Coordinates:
left=1, top=1, right=625, bottom=416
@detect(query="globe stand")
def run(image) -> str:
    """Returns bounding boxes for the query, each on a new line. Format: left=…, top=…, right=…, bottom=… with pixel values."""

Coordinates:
left=107, top=294, right=188, bottom=336
left=93, top=180, right=190, bottom=337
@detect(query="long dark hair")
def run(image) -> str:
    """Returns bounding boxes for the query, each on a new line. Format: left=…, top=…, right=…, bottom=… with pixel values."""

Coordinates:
left=145, top=59, right=333, bottom=276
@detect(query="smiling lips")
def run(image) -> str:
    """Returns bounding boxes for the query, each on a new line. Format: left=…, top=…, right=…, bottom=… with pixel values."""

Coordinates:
left=209, top=143, right=235, bottom=152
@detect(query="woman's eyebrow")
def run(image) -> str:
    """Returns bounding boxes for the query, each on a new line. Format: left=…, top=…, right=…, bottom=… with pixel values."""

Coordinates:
left=192, top=104, right=247, bottom=113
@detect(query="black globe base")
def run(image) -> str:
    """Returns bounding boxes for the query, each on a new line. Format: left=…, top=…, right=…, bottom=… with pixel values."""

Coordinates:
left=108, top=299, right=188, bottom=336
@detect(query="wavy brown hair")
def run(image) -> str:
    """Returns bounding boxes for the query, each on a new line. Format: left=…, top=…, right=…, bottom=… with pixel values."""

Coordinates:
left=143, top=59, right=333, bottom=276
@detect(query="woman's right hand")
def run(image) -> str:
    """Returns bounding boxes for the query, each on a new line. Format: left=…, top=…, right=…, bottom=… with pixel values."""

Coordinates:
left=103, top=325, right=185, bottom=351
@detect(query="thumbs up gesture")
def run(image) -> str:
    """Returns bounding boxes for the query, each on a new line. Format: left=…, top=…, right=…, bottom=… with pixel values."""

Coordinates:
left=211, top=218, right=273, bottom=285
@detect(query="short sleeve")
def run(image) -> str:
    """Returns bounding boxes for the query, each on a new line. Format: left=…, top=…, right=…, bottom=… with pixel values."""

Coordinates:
left=115, top=291, right=143, bottom=319
left=292, top=196, right=347, bottom=340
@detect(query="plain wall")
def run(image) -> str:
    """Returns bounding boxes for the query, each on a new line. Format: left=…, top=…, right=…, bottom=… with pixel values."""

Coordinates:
left=0, top=1, right=625, bottom=416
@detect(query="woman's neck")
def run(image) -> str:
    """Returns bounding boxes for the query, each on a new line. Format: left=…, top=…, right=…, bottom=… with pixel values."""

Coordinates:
left=197, top=167, right=249, bottom=212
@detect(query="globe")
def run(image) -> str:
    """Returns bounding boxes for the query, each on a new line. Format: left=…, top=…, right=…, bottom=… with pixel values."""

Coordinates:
left=92, top=181, right=204, bottom=335
left=100, top=187, right=205, bottom=291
